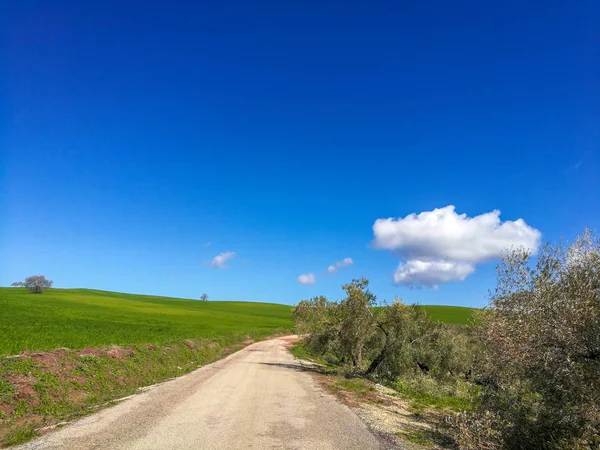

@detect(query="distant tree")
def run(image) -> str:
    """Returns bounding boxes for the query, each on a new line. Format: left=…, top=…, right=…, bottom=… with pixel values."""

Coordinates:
left=22, top=275, right=53, bottom=293
left=200, top=293, right=209, bottom=301
left=11, top=281, right=24, bottom=287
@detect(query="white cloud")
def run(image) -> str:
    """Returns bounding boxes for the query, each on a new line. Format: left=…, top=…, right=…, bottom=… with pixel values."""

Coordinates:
left=298, top=273, right=317, bottom=285
left=393, top=260, right=475, bottom=289
left=327, top=257, right=354, bottom=273
left=211, top=252, right=235, bottom=269
left=373, top=205, right=541, bottom=288
left=203, top=242, right=211, bottom=247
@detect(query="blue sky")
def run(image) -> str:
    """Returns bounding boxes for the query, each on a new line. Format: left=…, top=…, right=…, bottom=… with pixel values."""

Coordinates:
left=1, top=1, right=598, bottom=306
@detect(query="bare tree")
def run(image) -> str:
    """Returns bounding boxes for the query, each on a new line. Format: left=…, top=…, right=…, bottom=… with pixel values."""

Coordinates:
left=21, top=275, right=53, bottom=293
left=200, top=293, right=209, bottom=301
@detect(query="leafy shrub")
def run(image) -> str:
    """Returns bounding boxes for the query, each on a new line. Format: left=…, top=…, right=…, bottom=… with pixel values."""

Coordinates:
left=465, top=229, right=600, bottom=449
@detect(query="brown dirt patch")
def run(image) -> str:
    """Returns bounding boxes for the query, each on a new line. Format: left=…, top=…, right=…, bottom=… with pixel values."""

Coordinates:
left=183, top=340, right=196, bottom=349
left=106, top=346, right=135, bottom=360
left=68, top=389, right=89, bottom=403
left=71, top=375, right=87, bottom=386
left=77, top=347, right=104, bottom=358
left=6, top=374, right=40, bottom=406
left=28, top=351, right=64, bottom=372
left=0, top=403, right=15, bottom=416
left=279, top=335, right=300, bottom=348
left=241, top=340, right=255, bottom=345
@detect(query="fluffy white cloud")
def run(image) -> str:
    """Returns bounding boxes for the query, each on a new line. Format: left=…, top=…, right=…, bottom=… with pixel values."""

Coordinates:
left=298, top=273, right=317, bottom=285
left=327, top=257, right=354, bottom=273
left=393, top=260, right=475, bottom=289
left=211, top=252, right=235, bottom=269
left=373, top=205, right=541, bottom=288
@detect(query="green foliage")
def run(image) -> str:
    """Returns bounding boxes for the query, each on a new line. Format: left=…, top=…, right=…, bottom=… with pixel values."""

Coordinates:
left=0, top=288, right=292, bottom=355
left=293, top=282, right=476, bottom=385
left=365, top=299, right=475, bottom=382
left=338, top=278, right=377, bottom=366
left=459, top=229, right=600, bottom=450
left=293, top=278, right=381, bottom=368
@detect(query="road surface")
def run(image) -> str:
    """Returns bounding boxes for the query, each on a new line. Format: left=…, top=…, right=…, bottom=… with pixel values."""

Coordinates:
left=17, top=337, right=387, bottom=449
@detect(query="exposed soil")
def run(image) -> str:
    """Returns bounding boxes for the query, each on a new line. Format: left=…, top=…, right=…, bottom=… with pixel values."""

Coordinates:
left=6, top=374, right=40, bottom=406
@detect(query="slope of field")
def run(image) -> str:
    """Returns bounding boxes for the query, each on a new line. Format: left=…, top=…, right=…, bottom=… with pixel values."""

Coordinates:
left=421, top=305, right=477, bottom=324
left=0, top=288, right=292, bottom=355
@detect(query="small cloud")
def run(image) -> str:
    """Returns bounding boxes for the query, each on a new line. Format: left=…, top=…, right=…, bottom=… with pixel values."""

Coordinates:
left=298, top=273, right=316, bottom=285
left=212, top=252, right=235, bottom=269
left=203, top=242, right=211, bottom=247
left=393, top=260, right=475, bottom=289
left=327, top=257, right=354, bottom=274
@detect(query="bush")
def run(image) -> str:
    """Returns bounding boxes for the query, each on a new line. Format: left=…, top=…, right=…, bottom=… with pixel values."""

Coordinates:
left=293, top=281, right=475, bottom=384
left=465, top=229, right=600, bottom=449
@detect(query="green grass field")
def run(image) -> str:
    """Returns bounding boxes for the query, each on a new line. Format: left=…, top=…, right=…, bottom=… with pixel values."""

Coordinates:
left=0, top=288, right=476, bottom=355
left=0, top=288, right=293, bottom=355
left=421, top=305, right=477, bottom=324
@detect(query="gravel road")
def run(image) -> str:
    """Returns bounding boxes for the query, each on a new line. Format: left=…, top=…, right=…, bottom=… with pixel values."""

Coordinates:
left=16, top=336, right=387, bottom=449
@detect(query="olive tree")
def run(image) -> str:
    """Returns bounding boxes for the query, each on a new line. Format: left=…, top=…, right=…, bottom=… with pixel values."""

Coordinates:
left=338, top=278, right=377, bottom=367
left=293, top=279, right=377, bottom=367
left=461, top=229, right=600, bottom=449
left=293, top=295, right=342, bottom=358
left=366, top=298, right=473, bottom=380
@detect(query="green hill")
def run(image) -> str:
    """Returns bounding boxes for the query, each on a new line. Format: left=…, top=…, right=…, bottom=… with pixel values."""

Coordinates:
left=0, top=288, right=477, bottom=355
left=0, top=288, right=292, bottom=355
left=421, top=305, right=477, bottom=324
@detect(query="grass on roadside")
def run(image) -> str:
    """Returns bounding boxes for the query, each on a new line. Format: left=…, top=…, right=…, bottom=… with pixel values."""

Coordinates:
left=289, top=340, right=475, bottom=449
left=394, top=374, right=479, bottom=414
left=0, top=332, right=288, bottom=447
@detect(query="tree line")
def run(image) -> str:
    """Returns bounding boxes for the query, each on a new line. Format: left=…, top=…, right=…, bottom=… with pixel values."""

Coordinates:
left=293, top=229, right=599, bottom=449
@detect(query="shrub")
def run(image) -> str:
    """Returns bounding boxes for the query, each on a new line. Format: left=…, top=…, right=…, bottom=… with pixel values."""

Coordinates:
left=466, top=229, right=600, bottom=449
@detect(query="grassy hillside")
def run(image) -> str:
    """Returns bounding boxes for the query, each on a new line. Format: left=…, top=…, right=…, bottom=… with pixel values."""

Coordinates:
left=421, top=305, right=477, bottom=325
left=0, top=288, right=292, bottom=355
left=0, top=288, right=476, bottom=355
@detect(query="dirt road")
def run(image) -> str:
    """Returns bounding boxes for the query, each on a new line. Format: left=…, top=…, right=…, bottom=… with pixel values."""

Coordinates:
left=17, top=337, right=387, bottom=449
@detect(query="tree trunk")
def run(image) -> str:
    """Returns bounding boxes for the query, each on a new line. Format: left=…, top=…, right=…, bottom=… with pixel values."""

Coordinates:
left=365, top=347, right=386, bottom=375
left=365, top=326, right=389, bottom=376
left=353, top=348, right=362, bottom=367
